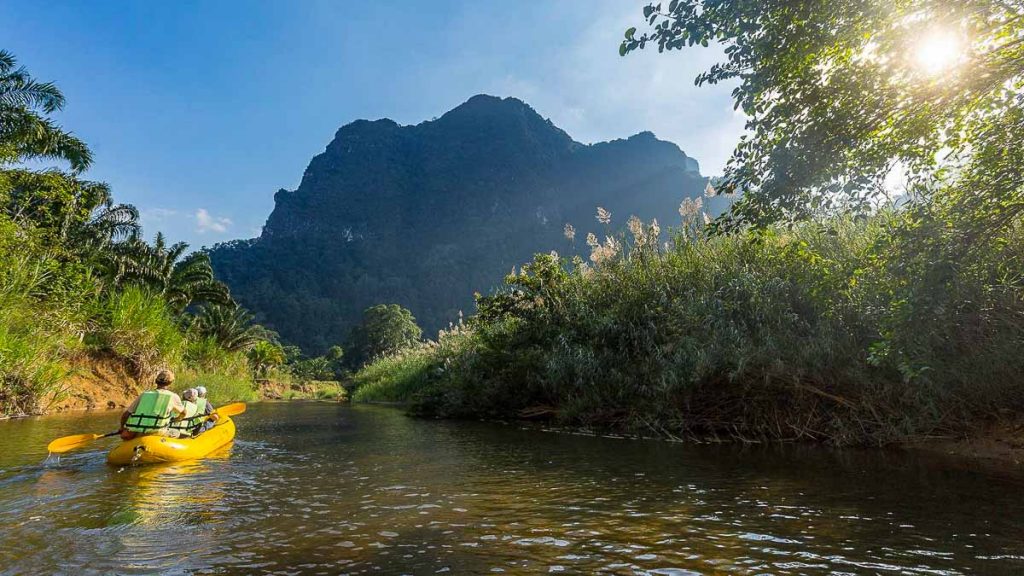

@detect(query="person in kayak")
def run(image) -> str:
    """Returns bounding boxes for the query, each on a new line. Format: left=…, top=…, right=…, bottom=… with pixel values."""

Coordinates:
left=171, top=388, right=202, bottom=437
left=194, top=386, right=219, bottom=434
left=120, top=369, right=186, bottom=439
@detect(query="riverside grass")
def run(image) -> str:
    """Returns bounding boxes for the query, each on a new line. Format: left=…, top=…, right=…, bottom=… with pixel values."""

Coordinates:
left=353, top=209, right=1024, bottom=445
left=0, top=231, right=256, bottom=415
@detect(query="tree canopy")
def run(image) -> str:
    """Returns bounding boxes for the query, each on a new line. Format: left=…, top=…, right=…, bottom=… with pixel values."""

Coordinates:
left=622, top=0, right=1024, bottom=230
left=0, top=50, right=91, bottom=172
left=346, top=304, right=423, bottom=368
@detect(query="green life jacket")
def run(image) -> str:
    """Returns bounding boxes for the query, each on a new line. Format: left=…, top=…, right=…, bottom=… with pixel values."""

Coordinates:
left=196, top=397, right=208, bottom=414
left=172, top=400, right=200, bottom=434
left=125, top=389, right=175, bottom=432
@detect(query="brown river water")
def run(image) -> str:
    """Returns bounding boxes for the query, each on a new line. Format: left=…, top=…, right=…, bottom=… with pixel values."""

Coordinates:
left=1, top=402, right=1023, bottom=575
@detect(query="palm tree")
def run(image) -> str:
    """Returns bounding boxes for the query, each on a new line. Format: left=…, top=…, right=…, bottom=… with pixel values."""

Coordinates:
left=73, top=197, right=140, bottom=252
left=52, top=177, right=139, bottom=250
left=247, top=340, right=286, bottom=378
left=109, top=232, right=231, bottom=311
left=191, top=304, right=267, bottom=352
left=0, top=50, right=91, bottom=171
left=1, top=168, right=140, bottom=256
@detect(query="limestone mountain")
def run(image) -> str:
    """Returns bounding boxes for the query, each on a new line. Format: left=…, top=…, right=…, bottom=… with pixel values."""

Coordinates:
left=209, top=95, right=721, bottom=353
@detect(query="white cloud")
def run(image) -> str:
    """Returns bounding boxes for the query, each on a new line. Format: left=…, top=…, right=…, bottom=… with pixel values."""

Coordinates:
left=195, top=208, right=233, bottom=234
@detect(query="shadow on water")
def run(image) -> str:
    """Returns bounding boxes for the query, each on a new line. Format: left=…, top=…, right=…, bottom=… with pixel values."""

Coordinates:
left=1, top=402, right=1023, bottom=574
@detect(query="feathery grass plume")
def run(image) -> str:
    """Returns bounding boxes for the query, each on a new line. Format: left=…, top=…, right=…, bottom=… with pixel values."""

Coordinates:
left=572, top=256, right=593, bottom=278
left=627, top=215, right=643, bottom=237
left=596, top=206, right=612, bottom=225
left=650, top=218, right=661, bottom=239
left=585, top=232, right=599, bottom=248
left=589, top=235, right=621, bottom=265
left=704, top=181, right=717, bottom=197
left=563, top=223, right=575, bottom=242
left=703, top=212, right=712, bottom=225
left=627, top=215, right=646, bottom=246
left=678, top=197, right=699, bottom=219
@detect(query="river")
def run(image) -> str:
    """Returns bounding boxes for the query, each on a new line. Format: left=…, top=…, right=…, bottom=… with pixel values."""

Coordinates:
left=1, top=403, right=1022, bottom=575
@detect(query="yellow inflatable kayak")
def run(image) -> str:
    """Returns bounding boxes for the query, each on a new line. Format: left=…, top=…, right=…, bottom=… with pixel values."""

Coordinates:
left=107, top=416, right=236, bottom=465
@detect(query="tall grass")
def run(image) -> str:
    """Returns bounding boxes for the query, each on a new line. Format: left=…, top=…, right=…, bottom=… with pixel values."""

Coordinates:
left=354, top=210, right=1024, bottom=445
left=0, top=256, right=75, bottom=415
left=176, top=343, right=258, bottom=404
left=352, top=344, right=446, bottom=403
left=86, top=285, right=184, bottom=377
left=176, top=370, right=257, bottom=405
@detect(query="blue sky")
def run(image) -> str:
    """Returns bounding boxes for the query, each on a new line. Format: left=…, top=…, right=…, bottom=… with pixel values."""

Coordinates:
left=1, top=1, right=743, bottom=249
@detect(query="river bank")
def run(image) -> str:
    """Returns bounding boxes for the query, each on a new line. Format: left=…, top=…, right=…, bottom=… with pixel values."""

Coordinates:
left=909, top=417, right=1024, bottom=467
left=0, top=355, right=346, bottom=423
left=17, top=358, right=1024, bottom=469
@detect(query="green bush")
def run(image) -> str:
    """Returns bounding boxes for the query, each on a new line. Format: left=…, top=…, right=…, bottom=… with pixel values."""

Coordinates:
left=354, top=210, right=1024, bottom=445
left=308, top=380, right=348, bottom=401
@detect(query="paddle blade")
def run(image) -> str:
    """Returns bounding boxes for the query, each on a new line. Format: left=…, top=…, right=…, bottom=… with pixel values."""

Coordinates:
left=215, top=402, right=246, bottom=417
left=47, top=433, right=103, bottom=454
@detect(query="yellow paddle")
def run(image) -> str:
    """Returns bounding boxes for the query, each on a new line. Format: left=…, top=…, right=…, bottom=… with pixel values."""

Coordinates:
left=215, top=402, right=246, bottom=417
left=47, top=431, right=120, bottom=454
left=46, top=402, right=247, bottom=454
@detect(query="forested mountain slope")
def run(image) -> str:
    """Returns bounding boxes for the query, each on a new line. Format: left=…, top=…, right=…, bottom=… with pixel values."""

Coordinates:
left=209, top=95, right=720, bottom=352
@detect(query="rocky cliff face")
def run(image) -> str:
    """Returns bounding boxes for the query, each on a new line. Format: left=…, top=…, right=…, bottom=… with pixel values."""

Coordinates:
left=209, top=95, right=720, bottom=353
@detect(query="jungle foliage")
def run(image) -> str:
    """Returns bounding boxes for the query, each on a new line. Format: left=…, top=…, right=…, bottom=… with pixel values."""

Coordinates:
left=0, top=50, right=294, bottom=414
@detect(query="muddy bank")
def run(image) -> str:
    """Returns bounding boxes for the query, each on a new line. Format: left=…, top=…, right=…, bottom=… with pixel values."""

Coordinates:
left=910, top=418, right=1024, bottom=467
left=42, top=354, right=142, bottom=414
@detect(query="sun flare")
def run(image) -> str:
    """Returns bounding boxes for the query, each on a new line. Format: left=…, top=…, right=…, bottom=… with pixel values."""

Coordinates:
left=913, top=29, right=962, bottom=75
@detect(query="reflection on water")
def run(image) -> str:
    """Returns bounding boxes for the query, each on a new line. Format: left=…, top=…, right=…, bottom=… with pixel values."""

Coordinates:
left=1, top=403, right=1023, bottom=574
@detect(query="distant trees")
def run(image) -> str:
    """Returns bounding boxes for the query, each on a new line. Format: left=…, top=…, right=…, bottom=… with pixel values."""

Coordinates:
left=346, top=304, right=422, bottom=368
left=289, top=356, right=334, bottom=382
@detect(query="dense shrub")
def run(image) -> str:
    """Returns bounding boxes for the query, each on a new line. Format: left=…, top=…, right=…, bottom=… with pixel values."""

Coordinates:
left=355, top=208, right=1024, bottom=445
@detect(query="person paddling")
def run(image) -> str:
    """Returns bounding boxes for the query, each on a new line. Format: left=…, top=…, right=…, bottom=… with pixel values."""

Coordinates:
left=120, top=370, right=186, bottom=439
left=195, top=386, right=219, bottom=434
